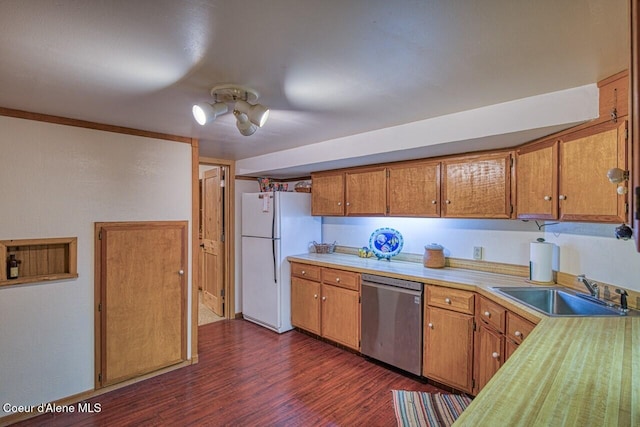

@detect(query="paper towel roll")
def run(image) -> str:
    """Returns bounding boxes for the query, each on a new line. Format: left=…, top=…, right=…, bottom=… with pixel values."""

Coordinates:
left=529, top=242, right=554, bottom=283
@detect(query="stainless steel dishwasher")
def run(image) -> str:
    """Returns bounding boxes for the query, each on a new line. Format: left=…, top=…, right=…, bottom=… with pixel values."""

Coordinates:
left=361, top=274, right=423, bottom=375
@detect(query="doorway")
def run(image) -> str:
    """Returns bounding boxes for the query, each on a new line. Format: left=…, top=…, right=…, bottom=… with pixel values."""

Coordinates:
left=198, top=159, right=235, bottom=325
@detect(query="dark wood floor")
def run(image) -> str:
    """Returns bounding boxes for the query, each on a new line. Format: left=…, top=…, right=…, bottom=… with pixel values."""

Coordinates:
left=14, top=319, right=445, bottom=426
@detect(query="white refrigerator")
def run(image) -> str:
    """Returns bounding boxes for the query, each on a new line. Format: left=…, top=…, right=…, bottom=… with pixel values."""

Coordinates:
left=241, top=191, right=321, bottom=333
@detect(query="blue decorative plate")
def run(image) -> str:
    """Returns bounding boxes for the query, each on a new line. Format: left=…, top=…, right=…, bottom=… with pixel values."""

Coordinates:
left=369, top=228, right=403, bottom=260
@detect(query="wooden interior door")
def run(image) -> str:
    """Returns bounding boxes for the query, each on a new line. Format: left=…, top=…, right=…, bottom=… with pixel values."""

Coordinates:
left=201, top=167, right=224, bottom=316
left=95, top=221, right=187, bottom=388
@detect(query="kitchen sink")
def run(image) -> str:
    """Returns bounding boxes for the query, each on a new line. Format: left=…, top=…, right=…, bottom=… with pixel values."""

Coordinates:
left=490, top=286, right=639, bottom=317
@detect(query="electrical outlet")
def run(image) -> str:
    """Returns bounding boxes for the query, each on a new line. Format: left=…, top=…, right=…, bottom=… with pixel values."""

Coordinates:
left=473, top=246, right=483, bottom=260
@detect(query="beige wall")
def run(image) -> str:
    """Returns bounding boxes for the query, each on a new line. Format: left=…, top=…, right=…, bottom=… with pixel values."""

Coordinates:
left=0, top=116, right=192, bottom=415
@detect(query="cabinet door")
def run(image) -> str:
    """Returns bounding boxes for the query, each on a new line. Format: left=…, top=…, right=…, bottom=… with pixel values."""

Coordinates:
left=442, top=152, right=512, bottom=218
left=505, top=339, right=519, bottom=361
left=345, top=167, right=387, bottom=216
left=473, top=324, right=504, bottom=395
left=311, top=172, right=345, bottom=216
left=321, top=284, right=360, bottom=350
left=559, top=121, right=628, bottom=222
left=516, top=140, right=558, bottom=220
left=388, top=161, right=441, bottom=217
left=424, top=307, right=474, bottom=393
left=291, top=277, right=321, bottom=335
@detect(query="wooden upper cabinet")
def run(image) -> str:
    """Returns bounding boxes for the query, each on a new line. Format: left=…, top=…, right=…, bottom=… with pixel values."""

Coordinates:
left=515, top=139, right=559, bottom=220
left=442, top=152, right=513, bottom=219
left=597, top=71, right=629, bottom=126
left=388, top=161, right=441, bottom=217
left=559, top=120, right=628, bottom=223
left=311, top=172, right=345, bottom=216
left=345, top=167, right=387, bottom=216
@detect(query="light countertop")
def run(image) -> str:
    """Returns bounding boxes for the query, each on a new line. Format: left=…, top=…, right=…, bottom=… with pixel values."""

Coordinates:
left=287, top=253, right=639, bottom=426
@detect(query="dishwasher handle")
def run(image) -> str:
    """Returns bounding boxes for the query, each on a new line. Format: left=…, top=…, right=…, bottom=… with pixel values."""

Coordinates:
left=362, top=280, right=422, bottom=297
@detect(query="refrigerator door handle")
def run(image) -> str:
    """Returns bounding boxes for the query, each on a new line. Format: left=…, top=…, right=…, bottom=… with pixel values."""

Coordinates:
left=272, top=238, right=277, bottom=284
left=271, top=206, right=277, bottom=283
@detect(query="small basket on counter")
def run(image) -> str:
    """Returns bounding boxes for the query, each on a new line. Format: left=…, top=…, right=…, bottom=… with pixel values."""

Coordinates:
left=313, top=241, right=336, bottom=254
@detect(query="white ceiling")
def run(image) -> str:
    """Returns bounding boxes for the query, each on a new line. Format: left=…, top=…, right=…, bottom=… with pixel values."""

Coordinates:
left=0, top=0, right=630, bottom=177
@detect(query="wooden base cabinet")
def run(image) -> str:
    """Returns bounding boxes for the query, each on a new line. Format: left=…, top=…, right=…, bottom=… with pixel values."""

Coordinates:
left=473, top=296, right=507, bottom=395
left=473, top=296, right=538, bottom=394
left=321, top=283, right=360, bottom=348
left=290, top=263, right=361, bottom=350
left=504, top=311, right=536, bottom=361
left=291, top=276, right=321, bottom=335
left=424, top=306, right=474, bottom=393
left=423, top=286, right=475, bottom=393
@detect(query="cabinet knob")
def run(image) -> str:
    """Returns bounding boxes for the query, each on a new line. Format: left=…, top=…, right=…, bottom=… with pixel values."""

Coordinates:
left=544, top=195, right=551, bottom=201
left=484, top=311, right=491, bottom=317
left=428, top=323, right=434, bottom=329
left=515, top=331, right=522, bottom=337
left=444, top=298, right=451, bottom=304
left=559, top=195, right=566, bottom=200
left=431, top=200, right=437, bottom=204
left=313, top=294, right=318, bottom=299
left=492, top=352, right=500, bottom=359
left=445, top=200, right=451, bottom=204
left=337, top=202, right=342, bottom=206
left=322, top=296, right=326, bottom=301
left=301, top=270, right=306, bottom=275
left=336, top=277, right=340, bottom=282
left=346, top=202, right=351, bottom=206
left=178, top=270, right=184, bottom=276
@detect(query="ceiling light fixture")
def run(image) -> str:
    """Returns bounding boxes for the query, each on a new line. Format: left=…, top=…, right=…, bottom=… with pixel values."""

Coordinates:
left=192, top=84, right=270, bottom=136
left=192, top=102, right=228, bottom=125
left=234, top=111, right=257, bottom=136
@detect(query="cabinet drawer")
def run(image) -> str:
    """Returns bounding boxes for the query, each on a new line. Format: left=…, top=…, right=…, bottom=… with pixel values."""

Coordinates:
left=506, top=312, right=536, bottom=344
left=291, top=263, right=321, bottom=281
left=427, top=286, right=474, bottom=315
left=321, top=268, right=360, bottom=291
left=477, top=297, right=506, bottom=333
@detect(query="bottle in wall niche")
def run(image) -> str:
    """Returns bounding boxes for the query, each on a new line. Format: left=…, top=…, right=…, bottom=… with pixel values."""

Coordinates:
left=7, top=254, right=19, bottom=280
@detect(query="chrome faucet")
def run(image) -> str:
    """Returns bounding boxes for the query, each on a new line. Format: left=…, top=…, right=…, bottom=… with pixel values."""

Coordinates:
left=577, top=274, right=600, bottom=299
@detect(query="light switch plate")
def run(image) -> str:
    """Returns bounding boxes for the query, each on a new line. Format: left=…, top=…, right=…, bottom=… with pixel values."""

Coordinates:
left=473, top=246, right=483, bottom=260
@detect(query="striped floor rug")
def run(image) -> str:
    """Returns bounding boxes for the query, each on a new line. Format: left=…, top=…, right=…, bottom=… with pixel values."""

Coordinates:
left=392, top=390, right=472, bottom=427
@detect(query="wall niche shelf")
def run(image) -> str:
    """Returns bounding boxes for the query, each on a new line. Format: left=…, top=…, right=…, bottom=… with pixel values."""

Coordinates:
left=1, top=237, right=78, bottom=287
